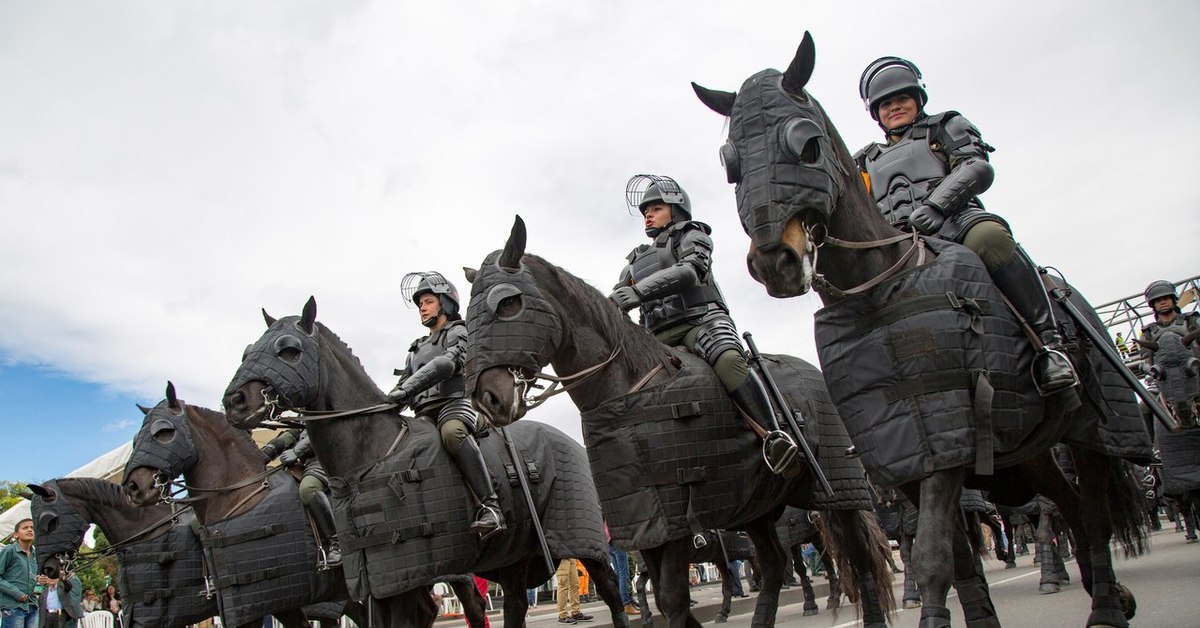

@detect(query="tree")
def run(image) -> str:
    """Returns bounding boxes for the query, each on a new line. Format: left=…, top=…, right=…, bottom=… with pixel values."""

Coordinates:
left=0, top=481, right=29, bottom=511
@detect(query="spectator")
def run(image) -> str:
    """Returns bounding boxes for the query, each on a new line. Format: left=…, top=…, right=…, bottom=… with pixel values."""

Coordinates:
left=576, top=563, right=590, bottom=602
left=607, top=542, right=637, bottom=615
left=1115, top=333, right=1129, bottom=359
left=727, top=560, right=747, bottom=598
left=471, top=576, right=491, bottom=628
left=80, top=591, right=100, bottom=614
left=0, top=518, right=38, bottom=628
left=554, top=559, right=592, bottom=624
left=38, top=572, right=83, bottom=628
left=101, top=585, right=121, bottom=622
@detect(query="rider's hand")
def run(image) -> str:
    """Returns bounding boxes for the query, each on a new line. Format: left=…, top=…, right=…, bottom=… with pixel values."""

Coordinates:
left=386, top=385, right=409, bottom=406
left=608, top=286, right=642, bottom=312
left=908, top=204, right=945, bottom=235
left=279, top=449, right=300, bottom=467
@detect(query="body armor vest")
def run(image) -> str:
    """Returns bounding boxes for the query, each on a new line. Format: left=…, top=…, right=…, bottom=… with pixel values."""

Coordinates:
left=1142, top=314, right=1199, bottom=349
left=406, top=321, right=466, bottom=409
left=860, top=119, right=985, bottom=226
left=625, top=225, right=726, bottom=332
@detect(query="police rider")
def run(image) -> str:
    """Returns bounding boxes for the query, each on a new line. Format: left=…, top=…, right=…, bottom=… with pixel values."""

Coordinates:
left=1139, top=280, right=1199, bottom=362
left=854, top=57, right=1078, bottom=397
left=608, top=174, right=801, bottom=476
left=261, top=429, right=341, bottom=567
left=387, top=272, right=505, bottom=538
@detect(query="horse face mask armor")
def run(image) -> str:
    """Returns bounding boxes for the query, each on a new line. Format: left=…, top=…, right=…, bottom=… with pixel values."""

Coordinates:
left=694, top=34, right=846, bottom=251
left=29, top=481, right=90, bottom=565
left=224, top=306, right=323, bottom=412
left=124, top=395, right=199, bottom=482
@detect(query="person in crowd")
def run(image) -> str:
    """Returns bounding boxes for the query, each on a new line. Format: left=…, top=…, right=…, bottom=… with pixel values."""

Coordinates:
left=37, top=572, right=83, bottom=628
left=554, top=559, right=592, bottom=624
left=0, top=519, right=38, bottom=628
left=101, top=585, right=120, bottom=621
left=79, top=591, right=99, bottom=614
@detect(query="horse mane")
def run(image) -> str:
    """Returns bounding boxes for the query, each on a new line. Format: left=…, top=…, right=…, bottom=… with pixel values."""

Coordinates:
left=315, top=321, right=369, bottom=373
left=812, top=98, right=898, bottom=243
left=188, top=404, right=266, bottom=463
left=57, top=477, right=138, bottom=512
left=523, top=254, right=673, bottom=375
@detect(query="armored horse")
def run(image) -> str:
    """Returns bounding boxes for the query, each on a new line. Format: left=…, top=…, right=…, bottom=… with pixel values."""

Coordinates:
left=1139, top=325, right=1200, bottom=541
left=120, top=384, right=380, bottom=628
left=691, top=32, right=1153, bottom=628
left=217, top=299, right=630, bottom=628
left=468, top=218, right=896, bottom=628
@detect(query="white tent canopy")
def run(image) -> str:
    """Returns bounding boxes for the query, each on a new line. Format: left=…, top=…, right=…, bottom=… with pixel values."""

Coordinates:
left=0, top=442, right=134, bottom=540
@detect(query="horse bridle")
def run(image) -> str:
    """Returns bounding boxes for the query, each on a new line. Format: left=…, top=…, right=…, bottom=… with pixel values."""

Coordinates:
left=507, top=346, right=624, bottom=413
left=810, top=228, right=929, bottom=298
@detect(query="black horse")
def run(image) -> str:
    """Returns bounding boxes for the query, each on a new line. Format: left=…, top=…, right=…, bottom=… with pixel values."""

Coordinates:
left=467, top=219, right=895, bottom=628
left=692, top=32, right=1152, bottom=628
left=29, top=478, right=219, bottom=628
left=1140, top=327, right=1200, bottom=542
left=218, top=300, right=629, bottom=628
left=120, top=384, right=385, bottom=628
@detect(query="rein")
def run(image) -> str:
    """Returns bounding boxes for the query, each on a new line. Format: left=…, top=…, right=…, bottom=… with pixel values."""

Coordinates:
left=57, top=504, right=192, bottom=574
left=510, top=346, right=624, bottom=411
left=156, top=464, right=286, bottom=510
left=812, top=228, right=928, bottom=298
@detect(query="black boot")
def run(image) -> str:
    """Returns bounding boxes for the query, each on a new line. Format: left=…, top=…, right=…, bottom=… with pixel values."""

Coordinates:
left=731, top=371, right=800, bottom=476
left=989, top=250, right=1078, bottom=396
left=307, top=491, right=342, bottom=568
left=450, top=436, right=506, bottom=539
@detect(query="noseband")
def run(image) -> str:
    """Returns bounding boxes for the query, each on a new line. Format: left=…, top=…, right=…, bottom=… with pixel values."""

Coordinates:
left=507, top=346, right=624, bottom=413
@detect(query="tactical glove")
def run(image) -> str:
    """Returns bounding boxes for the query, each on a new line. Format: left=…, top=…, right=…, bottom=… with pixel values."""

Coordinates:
left=608, top=286, right=642, bottom=312
left=279, top=449, right=300, bottom=467
left=908, top=204, right=945, bottom=236
left=386, top=384, right=410, bottom=406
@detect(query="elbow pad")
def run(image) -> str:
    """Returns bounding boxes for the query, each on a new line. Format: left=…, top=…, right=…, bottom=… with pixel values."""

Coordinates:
left=926, top=157, right=994, bottom=215
left=399, top=355, right=457, bottom=397
left=634, top=264, right=700, bottom=303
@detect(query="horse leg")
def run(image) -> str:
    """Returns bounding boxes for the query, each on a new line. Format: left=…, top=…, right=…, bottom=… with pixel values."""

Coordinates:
left=791, top=543, right=818, bottom=616
left=644, top=542, right=700, bottom=628
left=578, top=556, right=631, bottom=628
left=712, top=560, right=733, bottom=623
left=809, top=535, right=840, bottom=610
left=818, top=508, right=893, bottom=627
left=1184, top=490, right=1199, bottom=541
left=343, top=601, right=369, bottom=628
left=899, top=532, right=920, bottom=608
left=906, top=468, right=963, bottom=628
left=742, top=515, right=786, bottom=627
left=949, top=513, right=1001, bottom=628
left=1034, top=510, right=1063, bottom=593
left=635, top=559, right=656, bottom=627
left=384, top=588, right=439, bottom=628
left=272, top=608, right=310, bottom=628
left=448, top=576, right=490, bottom=628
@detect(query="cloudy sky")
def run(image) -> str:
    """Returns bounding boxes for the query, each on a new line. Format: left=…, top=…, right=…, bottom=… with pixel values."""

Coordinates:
left=1, top=1, right=1197, bottom=482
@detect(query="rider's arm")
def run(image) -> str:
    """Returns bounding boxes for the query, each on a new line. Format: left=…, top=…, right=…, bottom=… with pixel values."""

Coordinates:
left=925, top=113, right=995, bottom=216
left=396, top=325, right=466, bottom=398
left=632, top=226, right=712, bottom=302
left=260, top=429, right=300, bottom=460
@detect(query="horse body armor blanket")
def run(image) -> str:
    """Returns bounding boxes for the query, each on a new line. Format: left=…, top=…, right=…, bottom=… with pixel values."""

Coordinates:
left=580, top=350, right=872, bottom=551
left=197, top=474, right=329, bottom=626
left=814, top=238, right=1151, bottom=487
left=775, top=507, right=816, bottom=549
left=1156, top=425, right=1200, bottom=495
left=327, top=419, right=607, bottom=600
left=117, top=512, right=216, bottom=628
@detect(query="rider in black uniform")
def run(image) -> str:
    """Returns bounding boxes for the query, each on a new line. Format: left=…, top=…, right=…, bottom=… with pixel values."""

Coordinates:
left=260, top=429, right=341, bottom=567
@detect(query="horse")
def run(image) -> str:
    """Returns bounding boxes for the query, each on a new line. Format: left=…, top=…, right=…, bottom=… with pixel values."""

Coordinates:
left=217, top=300, right=630, bottom=628
left=771, top=507, right=840, bottom=616
left=1139, top=326, right=1200, bottom=543
left=119, top=384, right=382, bottom=628
left=690, top=32, right=1155, bottom=628
left=466, top=218, right=895, bottom=628
left=28, top=478, right=219, bottom=628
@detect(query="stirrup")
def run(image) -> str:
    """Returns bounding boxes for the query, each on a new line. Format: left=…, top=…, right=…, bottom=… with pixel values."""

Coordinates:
left=472, top=504, right=506, bottom=541
left=762, top=430, right=800, bottom=476
left=692, top=533, right=708, bottom=549
left=1032, top=346, right=1079, bottom=396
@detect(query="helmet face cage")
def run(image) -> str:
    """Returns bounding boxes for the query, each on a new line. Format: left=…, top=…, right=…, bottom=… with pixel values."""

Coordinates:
left=401, top=271, right=461, bottom=319
left=625, top=174, right=692, bottom=220
left=859, top=56, right=927, bottom=120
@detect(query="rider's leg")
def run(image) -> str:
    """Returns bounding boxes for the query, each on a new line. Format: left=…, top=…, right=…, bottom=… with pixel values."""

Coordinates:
left=299, top=471, right=342, bottom=567
left=439, top=409, right=505, bottom=538
left=962, top=220, right=1077, bottom=395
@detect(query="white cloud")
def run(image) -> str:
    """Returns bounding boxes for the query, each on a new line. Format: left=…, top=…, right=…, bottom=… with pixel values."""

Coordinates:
left=0, top=1, right=1196, bottom=450
left=104, top=417, right=140, bottom=433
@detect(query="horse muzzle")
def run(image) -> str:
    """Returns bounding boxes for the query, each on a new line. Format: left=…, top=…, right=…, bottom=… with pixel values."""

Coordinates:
left=472, top=367, right=529, bottom=427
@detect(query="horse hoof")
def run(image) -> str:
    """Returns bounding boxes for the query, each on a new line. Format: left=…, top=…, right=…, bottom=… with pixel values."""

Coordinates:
left=714, top=615, right=727, bottom=624
left=1039, top=583, right=1061, bottom=594
left=803, top=608, right=819, bottom=616
left=1187, top=537, right=1198, bottom=543
left=903, top=600, right=922, bottom=609
left=1115, top=582, right=1137, bottom=620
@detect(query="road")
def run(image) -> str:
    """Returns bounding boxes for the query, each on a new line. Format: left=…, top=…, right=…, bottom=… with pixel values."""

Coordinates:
left=473, top=527, right=1199, bottom=627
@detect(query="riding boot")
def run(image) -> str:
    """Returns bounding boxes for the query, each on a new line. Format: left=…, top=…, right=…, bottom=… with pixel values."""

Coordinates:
left=307, top=491, right=343, bottom=568
left=989, top=250, right=1078, bottom=396
left=730, top=371, right=800, bottom=477
left=449, top=435, right=506, bottom=539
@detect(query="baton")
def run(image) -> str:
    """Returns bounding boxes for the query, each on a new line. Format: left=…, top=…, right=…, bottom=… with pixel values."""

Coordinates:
left=499, top=426, right=556, bottom=575
left=743, top=332, right=835, bottom=496
left=1046, top=285, right=1177, bottom=434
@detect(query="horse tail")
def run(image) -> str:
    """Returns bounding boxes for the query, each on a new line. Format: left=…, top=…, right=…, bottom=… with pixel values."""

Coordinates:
left=819, top=508, right=896, bottom=621
left=1105, top=459, right=1152, bottom=558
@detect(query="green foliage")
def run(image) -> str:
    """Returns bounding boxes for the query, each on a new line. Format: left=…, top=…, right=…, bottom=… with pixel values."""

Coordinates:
left=0, top=480, right=30, bottom=511
left=72, top=532, right=117, bottom=595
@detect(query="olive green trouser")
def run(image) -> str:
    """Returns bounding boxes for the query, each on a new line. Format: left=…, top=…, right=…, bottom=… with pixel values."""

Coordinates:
left=961, top=220, right=1016, bottom=273
left=654, top=321, right=749, bottom=392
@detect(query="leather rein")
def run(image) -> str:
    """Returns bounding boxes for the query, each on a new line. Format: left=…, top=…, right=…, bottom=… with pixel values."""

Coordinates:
left=810, top=227, right=929, bottom=298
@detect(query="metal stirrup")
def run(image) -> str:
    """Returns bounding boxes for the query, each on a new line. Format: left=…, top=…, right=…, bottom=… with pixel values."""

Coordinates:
left=762, top=430, right=800, bottom=475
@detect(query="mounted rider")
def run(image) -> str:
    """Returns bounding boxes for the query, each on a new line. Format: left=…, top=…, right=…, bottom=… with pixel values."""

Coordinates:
left=853, top=57, right=1078, bottom=397
left=608, top=174, right=801, bottom=476
left=387, top=271, right=505, bottom=538
left=259, top=429, right=341, bottom=568
left=1138, top=280, right=1200, bottom=362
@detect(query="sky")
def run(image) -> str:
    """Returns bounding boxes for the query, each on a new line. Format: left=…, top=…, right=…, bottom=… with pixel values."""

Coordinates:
left=1, top=1, right=1197, bottom=482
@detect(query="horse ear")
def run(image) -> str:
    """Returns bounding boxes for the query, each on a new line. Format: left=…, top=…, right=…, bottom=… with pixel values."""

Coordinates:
left=692, top=82, right=736, bottom=117
left=463, top=267, right=478, bottom=284
left=498, top=216, right=527, bottom=270
left=137, top=404, right=151, bottom=416
left=27, top=484, right=52, bottom=499
left=262, top=308, right=277, bottom=327
left=299, top=296, right=317, bottom=334
left=781, top=31, right=816, bottom=95
left=166, top=381, right=180, bottom=411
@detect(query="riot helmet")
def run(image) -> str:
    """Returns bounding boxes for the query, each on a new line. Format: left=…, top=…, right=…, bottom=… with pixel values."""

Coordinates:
left=401, top=271, right=461, bottom=327
left=859, top=56, right=928, bottom=122
left=625, top=174, right=693, bottom=237
left=1144, top=280, right=1179, bottom=315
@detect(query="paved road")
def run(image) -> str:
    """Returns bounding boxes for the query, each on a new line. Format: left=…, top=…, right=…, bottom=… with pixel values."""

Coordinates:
left=473, top=527, right=1199, bottom=627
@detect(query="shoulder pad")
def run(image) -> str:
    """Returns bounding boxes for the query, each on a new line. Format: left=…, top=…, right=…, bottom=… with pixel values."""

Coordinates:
left=626, top=246, right=646, bottom=263
left=444, top=319, right=467, bottom=330
left=407, top=338, right=422, bottom=352
left=1141, top=322, right=1158, bottom=334
left=678, top=221, right=713, bottom=235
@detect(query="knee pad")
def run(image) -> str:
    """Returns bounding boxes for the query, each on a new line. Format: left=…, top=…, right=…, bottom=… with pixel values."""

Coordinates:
left=692, top=315, right=744, bottom=366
